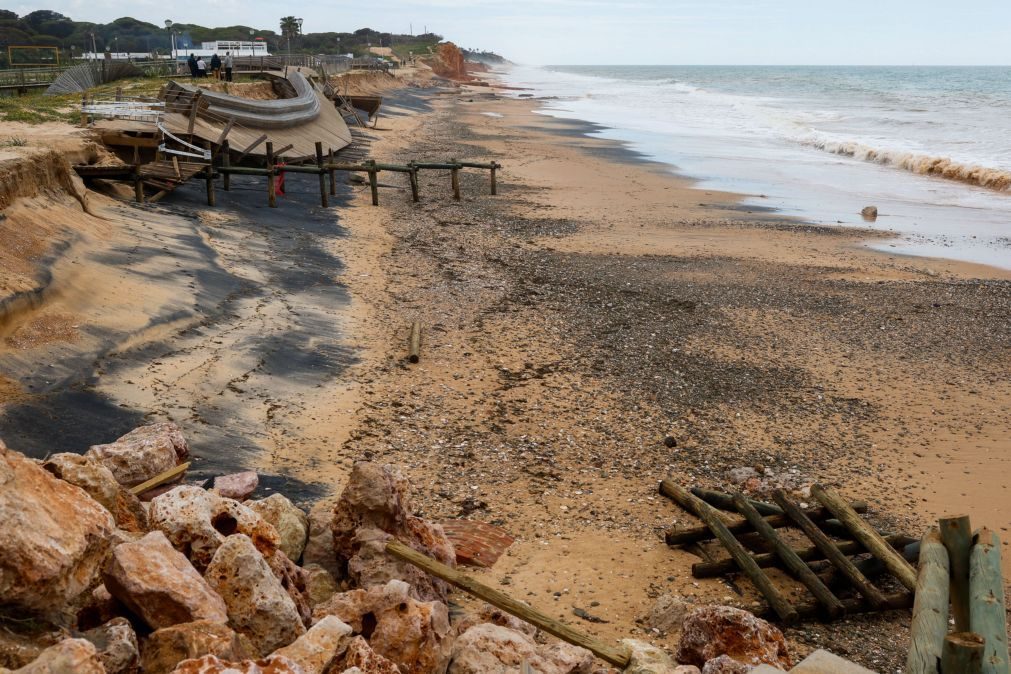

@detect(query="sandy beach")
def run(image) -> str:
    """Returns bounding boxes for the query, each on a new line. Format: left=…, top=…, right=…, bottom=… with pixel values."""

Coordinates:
left=1, top=69, right=1009, bottom=671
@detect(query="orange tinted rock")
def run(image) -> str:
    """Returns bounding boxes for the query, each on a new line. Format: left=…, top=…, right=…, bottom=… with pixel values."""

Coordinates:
left=7, top=639, right=105, bottom=674
left=336, top=636, right=401, bottom=674
left=79, top=617, right=138, bottom=674
left=676, top=606, right=791, bottom=669
left=170, top=654, right=301, bottom=674
left=42, top=453, right=148, bottom=533
left=103, top=531, right=228, bottom=630
left=312, top=580, right=452, bottom=674
left=141, top=621, right=253, bottom=674
left=247, top=494, right=308, bottom=562
left=0, top=446, right=115, bottom=612
left=85, top=422, right=188, bottom=488
left=448, top=624, right=592, bottom=674
left=271, top=616, right=353, bottom=674
left=701, top=655, right=750, bottom=674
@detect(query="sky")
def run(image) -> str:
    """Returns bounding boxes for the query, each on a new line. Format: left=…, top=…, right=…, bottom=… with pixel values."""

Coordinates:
left=11, top=0, right=1011, bottom=65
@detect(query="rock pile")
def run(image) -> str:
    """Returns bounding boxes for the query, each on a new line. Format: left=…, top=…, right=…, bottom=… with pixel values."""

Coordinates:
left=0, top=424, right=807, bottom=674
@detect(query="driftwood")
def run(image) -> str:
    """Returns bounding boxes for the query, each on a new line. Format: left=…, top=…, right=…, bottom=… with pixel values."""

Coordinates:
left=128, top=462, right=191, bottom=496
left=408, top=322, right=421, bottom=363
left=385, top=540, right=630, bottom=668
left=907, top=528, right=950, bottom=674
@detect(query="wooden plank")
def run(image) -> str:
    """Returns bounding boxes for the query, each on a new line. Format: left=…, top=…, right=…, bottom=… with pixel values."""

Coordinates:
left=408, top=322, right=421, bottom=363
left=315, top=141, right=328, bottom=208
left=941, top=515, right=973, bottom=632
left=451, top=157, right=461, bottom=200
left=272, top=143, right=294, bottom=158
left=732, top=493, right=845, bottom=619
left=235, top=134, right=269, bottom=164
left=128, top=462, right=190, bottom=496
left=214, top=117, right=236, bottom=151
left=752, top=590, right=912, bottom=622
left=385, top=540, right=630, bottom=667
left=100, top=131, right=161, bottom=148
left=942, top=633, right=985, bottom=674
left=772, top=489, right=888, bottom=608
left=970, top=528, right=1009, bottom=674
left=810, top=484, right=917, bottom=591
left=663, top=481, right=797, bottom=623
left=694, top=488, right=783, bottom=516
left=187, top=91, right=202, bottom=135
left=907, top=528, right=951, bottom=674
left=367, top=159, right=379, bottom=206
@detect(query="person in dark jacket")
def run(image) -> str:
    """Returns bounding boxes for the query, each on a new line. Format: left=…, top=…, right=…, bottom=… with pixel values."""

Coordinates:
left=210, top=53, right=222, bottom=79
left=187, top=53, right=198, bottom=78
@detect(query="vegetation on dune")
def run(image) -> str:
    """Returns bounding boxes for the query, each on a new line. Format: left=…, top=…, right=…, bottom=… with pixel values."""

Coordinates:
left=0, top=75, right=169, bottom=123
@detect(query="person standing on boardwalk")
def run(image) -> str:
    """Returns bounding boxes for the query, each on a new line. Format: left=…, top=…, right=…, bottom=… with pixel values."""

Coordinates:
left=196, top=56, right=208, bottom=77
left=223, top=52, right=234, bottom=82
left=187, top=53, right=198, bottom=78
left=210, top=53, right=222, bottom=79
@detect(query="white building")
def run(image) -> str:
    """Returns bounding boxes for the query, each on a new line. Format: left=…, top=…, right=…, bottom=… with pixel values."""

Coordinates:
left=177, top=40, right=271, bottom=59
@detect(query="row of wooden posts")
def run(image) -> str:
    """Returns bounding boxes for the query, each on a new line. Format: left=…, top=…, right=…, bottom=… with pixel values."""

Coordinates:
left=180, top=139, right=501, bottom=208
left=908, top=515, right=1008, bottom=674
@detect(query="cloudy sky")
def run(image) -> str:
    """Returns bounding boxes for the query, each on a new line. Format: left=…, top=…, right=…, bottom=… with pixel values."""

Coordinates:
left=11, top=0, right=1011, bottom=65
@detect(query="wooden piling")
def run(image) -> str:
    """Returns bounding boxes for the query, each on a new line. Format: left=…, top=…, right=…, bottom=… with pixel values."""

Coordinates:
left=204, top=141, right=215, bottom=207
left=810, top=484, right=917, bottom=591
left=772, top=489, right=887, bottom=608
left=942, top=633, right=985, bottom=674
left=732, top=493, right=845, bottom=619
left=408, top=321, right=421, bottom=363
left=328, top=148, right=337, bottom=196
left=367, top=159, right=379, bottom=206
left=266, top=141, right=277, bottom=208
left=315, top=142, right=328, bottom=208
left=221, top=140, right=231, bottom=191
left=408, top=162, right=420, bottom=203
left=969, top=528, right=1009, bottom=674
left=940, top=515, right=973, bottom=632
left=134, top=177, right=144, bottom=203
left=662, top=481, right=797, bottom=623
left=385, top=540, right=630, bottom=668
left=907, top=528, right=951, bottom=674
left=451, top=158, right=461, bottom=200
left=490, top=161, right=498, bottom=195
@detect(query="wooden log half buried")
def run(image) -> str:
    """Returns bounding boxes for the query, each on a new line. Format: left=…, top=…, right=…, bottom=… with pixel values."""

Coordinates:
left=906, top=528, right=950, bottom=674
left=970, top=528, right=1009, bottom=674
left=940, top=515, right=973, bottom=632
left=385, top=540, right=630, bottom=668
left=942, top=632, right=985, bottom=674
left=408, top=322, right=421, bottom=363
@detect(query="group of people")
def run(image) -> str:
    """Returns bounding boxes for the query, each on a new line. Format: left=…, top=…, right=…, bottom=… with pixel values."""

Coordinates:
left=187, top=52, right=235, bottom=82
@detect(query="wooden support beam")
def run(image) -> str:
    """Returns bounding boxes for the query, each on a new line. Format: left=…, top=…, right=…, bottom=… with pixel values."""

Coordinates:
left=772, top=489, right=888, bottom=608
left=694, top=488, right=783, bottom=516
left=316, top=142, right=328, bottom=208
left=235, top=134, right=268, bottom=164
left=204, top=141, right=215, bottom=207
left=128, top=462, right=191, bottom=496
left=753, top=590, right=912, bottom=622
left=214, top=117, right=236, bottom=149
left=451, top=157, right=461, bottom=200
left=187, top=91, right=202, bottom=135
left=408, top=322, right=421, bottom=363
left=272, top=143, right=294, bottom=158
left=409, top=163, right=420, bottom=203
left=266, top=141, right=277, bottom=209
left=134, top=178, right=144, bottom=204
left=328, top=148, right=337, bottom=196
left=969, top=528, right=1009, bottom=674
left=811, top=484, right=917, bottom=591
left=662, top=481, right=797, bottom=623
left=942, top=633, right=985, bottom=674
left=907, top=528, right=951, bottom=674
left=940, top=515, right=973, bottom=632
left=732, top=493, right=845, bottom=619
left=385, top=540, right=631, bottom=668
left=367, top=159, right=379, bottom=206
left=221, top=140, right=231, bottom=191
left=490, top=161, right=498, bottom=195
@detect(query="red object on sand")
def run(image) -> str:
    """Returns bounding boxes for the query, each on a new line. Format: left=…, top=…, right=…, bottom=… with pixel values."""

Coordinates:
left=439, top=520, right=515, bottom=568
left=275, top=163, right=286, bottom=195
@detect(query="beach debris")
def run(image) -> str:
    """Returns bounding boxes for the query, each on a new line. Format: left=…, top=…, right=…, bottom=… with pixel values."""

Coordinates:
left=676, top=605, right=791, bottom=670
left=312, top=579, right=454, bottom=674
left=448, top=623, right=593, bottom=674
left=212, top=471, right=259, bottom=501
left=0, top=444, right=115, bottom=613
left=620, top=639, right=680, bottom=674
left=571, top=607, right=607, bottom=624
left=85, top=422, right=189, bottom=488
left=861, top=206, right=878, bottom=220
left=4, top=638, right=105, bottom=674
left=331, top=462, right=456, bottom=602
left=203, top=534, right=306, bottom=656
left=79, top=617, right=139, bottom=674
left=42, top=452, right=148, bottom=533
left=247, top=493, right=310, bottom=562
left=103, top=530, right=229, bottom=630
left=270, top=616, right=354, bottom=674
left=148, top=485, right=280, bottom=571
left=438, top=519, right=514, bottom=568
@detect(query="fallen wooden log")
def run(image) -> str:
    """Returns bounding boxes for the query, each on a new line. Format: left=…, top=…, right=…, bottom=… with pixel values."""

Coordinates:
left=969, top=528, right=1009, bottom=674
left=907, top=528, right=950, bottom=674
left=385, top=539, right=630, bottom=668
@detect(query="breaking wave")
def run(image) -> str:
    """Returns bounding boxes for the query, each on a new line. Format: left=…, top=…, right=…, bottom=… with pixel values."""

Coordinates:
left=809, top=139, right=1011, bottom=193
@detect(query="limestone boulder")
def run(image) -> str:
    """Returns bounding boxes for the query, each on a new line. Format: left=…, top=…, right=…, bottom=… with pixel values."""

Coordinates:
left=331, top=463, right=455, bottom=602
left=141, top=622, right=253, bottom=674
left=303, top=500, right=341, bottom=579
left=4, top=639, right=105, bottom=674
left=454, top=604, right=537, bottom=638
left=271, top=616, right=353, bottom=674
left=42, top=453, right=148, bottom=533
left=334, top=636, right=400, bottom=674
left=211, top=472, right=258, bottom=501
left=312, top=579, right=453, bottom=674
left=267, top=551, right=313, bottom=627
left=203, top=534, right=305, bottom=656
left=85, top=422, right=189, bottom=488
left=148, top=486, right=279, bottom=571
left=169, top=654, right=302, bottom=674
left=640, top=594, right=693, bottom=634
left=701, top=655, right=749, bottom=674
left=248, top=494, right=308, bottom=562
left=676, top=606, right=791, bottom=669
left=0, top=445, right=115, bottom=612
left=302, top=564, right=339, bottom=607
left=0, top=627, right=65, bottom=670
left=79, top=618, right=138, bottom=674
left=102, top=531, right=228, bottom=630
left=448, top=624, right=592, bottom=674
left=620, top=640, right=680, bottom=674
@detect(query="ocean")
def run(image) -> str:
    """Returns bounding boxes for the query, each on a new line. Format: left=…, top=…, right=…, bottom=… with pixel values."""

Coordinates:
left=499, top=65, right=1011, bottom=269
